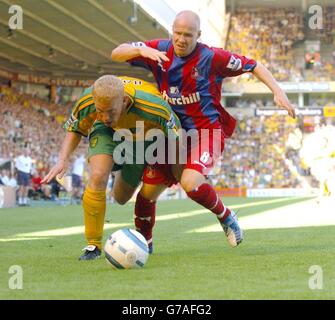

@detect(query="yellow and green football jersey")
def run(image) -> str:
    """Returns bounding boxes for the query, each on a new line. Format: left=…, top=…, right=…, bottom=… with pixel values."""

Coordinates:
left=64, top=76, right=181, bottom=139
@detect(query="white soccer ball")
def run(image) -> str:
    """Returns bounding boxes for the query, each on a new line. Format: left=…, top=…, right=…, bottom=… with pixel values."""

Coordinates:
left=104, top=228, right=149, bottom=269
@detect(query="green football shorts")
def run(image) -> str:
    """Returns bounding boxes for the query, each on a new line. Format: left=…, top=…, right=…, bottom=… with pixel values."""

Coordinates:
left=88, top=122, right=148, bottom=188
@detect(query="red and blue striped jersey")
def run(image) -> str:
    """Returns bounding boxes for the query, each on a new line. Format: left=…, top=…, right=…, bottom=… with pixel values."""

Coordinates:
left=128, top=39, right=257, bottom=137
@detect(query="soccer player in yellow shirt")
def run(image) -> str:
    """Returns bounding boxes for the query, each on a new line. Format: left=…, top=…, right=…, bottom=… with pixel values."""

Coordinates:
left=42, top=75, right=180, bottom=260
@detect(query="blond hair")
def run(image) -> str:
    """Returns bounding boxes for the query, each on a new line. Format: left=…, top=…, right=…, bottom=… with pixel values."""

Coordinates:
left=92, top=75, right=124, bottom=106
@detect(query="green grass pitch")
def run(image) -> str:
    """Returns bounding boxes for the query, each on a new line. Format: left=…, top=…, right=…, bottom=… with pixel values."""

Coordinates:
left=0, top=197, right=334, bottom=300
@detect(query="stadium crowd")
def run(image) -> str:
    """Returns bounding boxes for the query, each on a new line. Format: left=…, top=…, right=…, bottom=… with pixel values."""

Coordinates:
left=226, top=7, right=335, bottom=82
left=315, top=6, right=335, bottom=45
left=0, top=85, right=88, bottom=204
left=1, top=5, right=335, bottom=204
left=226, top=96, right=334, bottom=110
left=209, top=114, right=335, bottom=191
left=1, top=83, right=334, bottom=205
left=210, top=115, right=302, bottom=189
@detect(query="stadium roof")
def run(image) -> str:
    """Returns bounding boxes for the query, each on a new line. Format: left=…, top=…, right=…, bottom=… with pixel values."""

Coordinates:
left=0, top=0, right=169, bottom=82
left=229, top=0, right=335, bottom=8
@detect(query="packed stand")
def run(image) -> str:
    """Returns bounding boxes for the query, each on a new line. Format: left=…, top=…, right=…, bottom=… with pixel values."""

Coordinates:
left=226, top=7, right=335, bottom=82
left=0, top=85, right=88, bottom=205
left=226, top=8, right=305, bottom=82
left=313, top=6, right=335, bottom=45
left=209, top=114, right=335, bottom=190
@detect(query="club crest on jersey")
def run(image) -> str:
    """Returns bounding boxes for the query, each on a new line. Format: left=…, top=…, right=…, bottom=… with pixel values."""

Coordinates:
left=169, top=86, right=179, bottom=96
left=191, top=67, right=200, bottom=79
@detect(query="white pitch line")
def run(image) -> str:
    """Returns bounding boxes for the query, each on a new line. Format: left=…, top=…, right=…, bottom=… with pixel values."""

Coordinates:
left=0, top=197, right=309, bottom=242
left=14, top=222, right=130, bottom=238
left=0, top=237, right=50, bottom=242
left=188, top=198, right=335, bottom=233
left=156, top=197, right=296, bottom=221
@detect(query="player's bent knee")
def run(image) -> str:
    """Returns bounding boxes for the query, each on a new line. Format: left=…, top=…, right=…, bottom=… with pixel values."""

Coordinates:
left=180, top=170, right=206, bottom=192
left=139, top=184, right=166, bottom=201
left=113, top=193, right=131, bottom=205
left=114, top=198, right=128, bottom=205
left=89, top=170, right=109, bottom=190
left=180, top=179, right=198, bottom=193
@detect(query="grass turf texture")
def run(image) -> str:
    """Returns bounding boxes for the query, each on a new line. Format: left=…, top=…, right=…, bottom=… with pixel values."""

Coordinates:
left=0, top=197, right=334, bottom=300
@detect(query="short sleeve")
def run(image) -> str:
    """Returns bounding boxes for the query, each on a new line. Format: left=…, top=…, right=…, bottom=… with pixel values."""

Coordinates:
left=63, top=92, right=97, bottom=137
left=127, top=39, right=162, bottom=70
left=212, top=48, right=257, bottom=78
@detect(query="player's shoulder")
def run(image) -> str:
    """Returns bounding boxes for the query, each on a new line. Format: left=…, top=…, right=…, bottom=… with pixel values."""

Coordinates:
left=147, top=38, right=171, bottom=50
left=132, top=91, right=173, bottom=122
left=77, top=86, right=93, bottom=104
left=155, top=38, right=171, bottom=50
left=77, top=86, right=92, bottom=100
left=119, top=76, right=171, bottom=119
left=119, top=76, right=161, bottom=96
left=73, top=86, right=94, bottom=113
left=195, top=43, right=228, bottom=59
left=119, top=76, right=151, bottom=87
left=205, top=44, right=230, bottom=56
left=130, top=38, right=171, bottom=51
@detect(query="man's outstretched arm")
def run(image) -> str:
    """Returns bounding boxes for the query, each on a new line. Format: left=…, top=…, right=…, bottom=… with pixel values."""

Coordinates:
left=41, top=131, right=82, bottom=184
left=252, top=61, right=296, bottom=118
left=111, top=43, right=169, bottom=64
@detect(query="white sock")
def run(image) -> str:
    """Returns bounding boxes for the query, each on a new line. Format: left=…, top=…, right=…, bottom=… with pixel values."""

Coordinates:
left=217, top=207, right=227, bottom=220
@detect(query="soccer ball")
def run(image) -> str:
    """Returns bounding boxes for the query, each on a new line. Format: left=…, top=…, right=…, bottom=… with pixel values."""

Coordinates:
left=104, top=228, right=149, bottom=269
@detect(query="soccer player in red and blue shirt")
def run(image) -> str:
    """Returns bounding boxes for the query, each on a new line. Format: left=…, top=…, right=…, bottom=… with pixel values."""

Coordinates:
left=112, top=10, right=295, bottom=251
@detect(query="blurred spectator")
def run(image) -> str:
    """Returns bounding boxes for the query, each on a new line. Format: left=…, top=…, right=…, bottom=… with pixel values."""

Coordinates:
left=0, top=169, right=17, bottom=188
left=107, top=172, right=116, bottom=203
left=15, top=148, right=33, bottom=206
left=30, top=170, right=52, bottom=200
left=71, top=154, right=86, bottom=204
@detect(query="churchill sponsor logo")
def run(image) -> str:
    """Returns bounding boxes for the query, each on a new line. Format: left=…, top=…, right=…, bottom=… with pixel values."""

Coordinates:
left=162, top=90, right=200, bottom=105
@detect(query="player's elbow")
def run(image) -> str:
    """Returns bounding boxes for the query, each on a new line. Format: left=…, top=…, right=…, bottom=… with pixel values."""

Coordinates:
left=111, top=44, right=129, bottom=62
left=252, top=61, right=267, bottom=75
left=110, top=49, right=120, bottom=61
